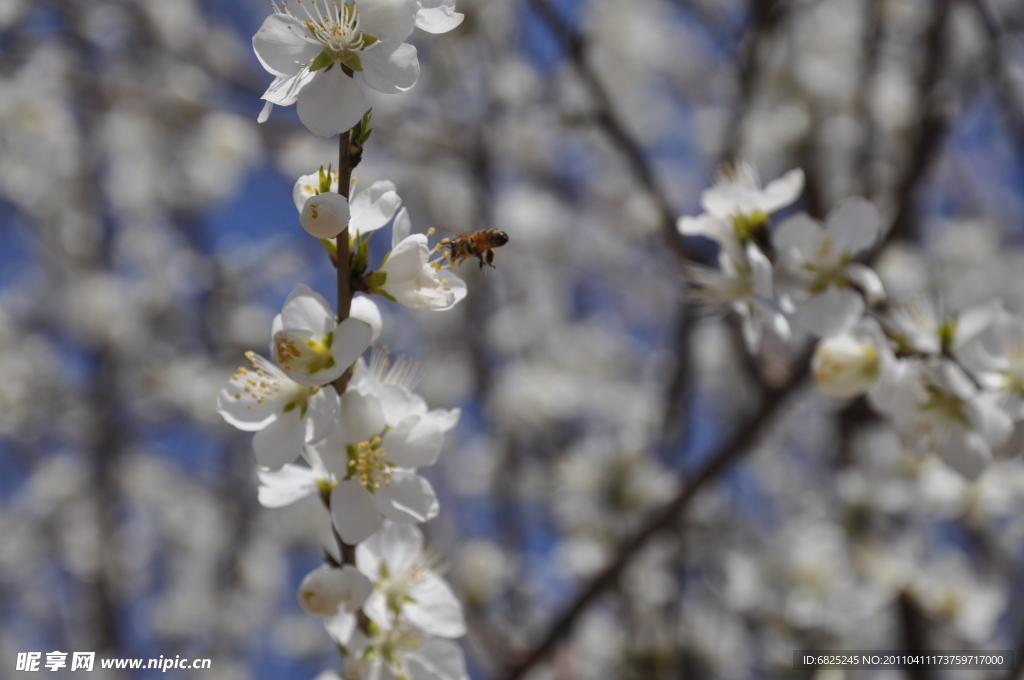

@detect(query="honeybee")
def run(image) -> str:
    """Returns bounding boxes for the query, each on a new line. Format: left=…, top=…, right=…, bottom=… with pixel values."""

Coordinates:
left=440, top=229, right=509, bottom=270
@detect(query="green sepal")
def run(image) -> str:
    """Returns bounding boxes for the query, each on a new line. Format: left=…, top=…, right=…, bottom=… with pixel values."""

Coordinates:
left=318, top=163, right=333, bottom=194
left=320, top=238, right=338, bottom=260
left=282, top=401, right=297, bottom=413
left=360, top=34, right=378, bottom=48
left=365, top=270, right=393, bottom=300
left=309, top=50, right=336, bottom=73
left=350, top=108, right=374, bottom=146
left=340, top=51, right=363, bottom=73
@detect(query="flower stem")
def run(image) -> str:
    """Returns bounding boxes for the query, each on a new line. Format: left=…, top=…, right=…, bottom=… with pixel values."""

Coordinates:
left=333, top=129, right=360, bottom=396
left=336, top=130, right=355, bottom=323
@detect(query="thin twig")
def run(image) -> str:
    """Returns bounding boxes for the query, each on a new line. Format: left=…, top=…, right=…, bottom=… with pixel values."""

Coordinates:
left=526, top=0, right=686, bottom=260
left=498, top=350, right=812, bottom=680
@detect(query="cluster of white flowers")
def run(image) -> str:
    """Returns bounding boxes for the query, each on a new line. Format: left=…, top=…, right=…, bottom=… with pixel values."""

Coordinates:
left=680, top=161, right=1023, bottom=480
left=216, top=3, right=470, bottom=679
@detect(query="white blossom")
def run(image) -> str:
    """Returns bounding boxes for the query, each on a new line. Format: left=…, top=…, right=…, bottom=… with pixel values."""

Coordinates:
left=293, top=172, right=402, bottom=237
left=356, top=521, right=466, bottom=638
left=253, top=0, right=421, bottom=137
left=309, top=387, right=443, bottom=545
left=812, top=319, right=888, bottom=399
left=270, top=284, right=374, bottom=387
left=959, top=310, right=1024, bottom=420
left=414, top=0, right=463, bottom=34
left=298, top=564, right=374, bottom=645
left=375, top=208, right=467, bottom=311
left=217, top=352, right=339, bottom=470
left=301, top=192, right=351, bottom=239
left=678, top=161, right=804, bottom=255
left=774, top=197, right=885, bottom=336
left=686, top=241, right=790, bottom=352
left=871, top=359, right=1013, bottom=479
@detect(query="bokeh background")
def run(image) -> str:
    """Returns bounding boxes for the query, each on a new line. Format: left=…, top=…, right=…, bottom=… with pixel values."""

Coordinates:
left=3, top=0, right=1024, bottom=678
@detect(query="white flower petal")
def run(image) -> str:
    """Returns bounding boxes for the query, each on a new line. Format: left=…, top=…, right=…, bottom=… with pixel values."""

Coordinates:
left=357, top=519, right=423, bottom=578
left=340, top=388, right=387, bottom=443
left=405, top=639, right=469, bottom=680
left=257, top=464, right=319, bottom=508
left=324, top=610, right=357, bottom=646
left=383, top=233, right=429, bottom=282
left=383, top=415, right=444, bottom=468
left=939, top=429, right=991, bottom=480
left=361, top=41, right=420, bottom=94
left=745, top=243, right=773, bottom=299
left=217, top=382, right=277, bottom=431
left=758, top=168, right=805, bottom=214
left=305, top=386, right=340, bottom=444
left=391, top=207, right=412, bottom=249
left=406, top=574, right=466, bottom=638
left=794, top=286, right=864, bottom=337
left=298, top=564, right=372, bottom=616
left=331, top=479, right=384, bottom=544
left=826, top=196, right=881, bottom=255
left=772, top=212, right=822, bottom=265
left=262, top=68, right=317, bottom=106
left=301, top=191, right=352, bottom=239
left=253, top=411, right=305, bottom=470
left=258, top=100, right=274, bottom=123
left=350, top=296, right=384, bottom=342
left=374, top=469, right=439, bottom=523
left=331, top=316, right=374, bottom=373
left=253, top=13, right=323, bottom=77
left=350, top=181, right=401, bottom=235
left=297, top=67, right=368, bottom=138
left=416, top=0, right=464, bottom=33
left=845, top=263, right=885, bottom=305
left=280, top=284, right=336, bottom=337
left=357, top=0, right=419, bottom=42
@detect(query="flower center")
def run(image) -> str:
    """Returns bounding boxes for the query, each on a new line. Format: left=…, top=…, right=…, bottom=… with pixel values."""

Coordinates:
left=347, top=436, right=392, bottom=492
left=233, top=351, right=316, bottom=415
left=275, top=331, right=336, bottom=377
left=919, top=387, right=971, bottom=427
left=731, top=210, right=767, bottom=243
left=277, top=0, right=378, bottom=71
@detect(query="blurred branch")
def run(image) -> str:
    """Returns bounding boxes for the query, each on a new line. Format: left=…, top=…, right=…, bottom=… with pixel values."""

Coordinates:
left=855, top=0, right=884, bottom=198
left=497, top=348, right=812, bottom=680
left=525, top=0, right=686, bottom=260
left=897, top=591, right=933, bottom=680
left=967, top=0, right=1024, bottom=163
left=721, top=0, right=787, bottom=161
left=886, top=0, right=952, bottom=242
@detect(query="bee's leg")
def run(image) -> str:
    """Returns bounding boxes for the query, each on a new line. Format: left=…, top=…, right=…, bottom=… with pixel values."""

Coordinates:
left=476, top=251, right=487, bottom=270
left=485, top=250, right=496, bottom=268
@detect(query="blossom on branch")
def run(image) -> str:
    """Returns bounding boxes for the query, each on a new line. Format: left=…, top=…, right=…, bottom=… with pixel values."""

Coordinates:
left=253, top=0, right=421, bottom=137
left=270, top=284, right=374, bottom=387
left=773, top=197, right=885, bottom=337
left=217, top=352, right=339, bottom=470
left=677, top=161, right=804, bottom=255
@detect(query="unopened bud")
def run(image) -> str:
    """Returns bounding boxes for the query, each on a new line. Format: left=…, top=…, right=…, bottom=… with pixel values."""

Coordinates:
left=297, top=564, right=371, bottom=616
left=812, top=333, right=881, bottom=399
left=300, top=192, right=351, bottom=239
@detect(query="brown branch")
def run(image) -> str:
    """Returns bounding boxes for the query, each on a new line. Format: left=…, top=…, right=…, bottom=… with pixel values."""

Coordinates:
left=497, top=350, right=812, bottom=680
left=886, top=0, right=952, bottom=242
left=967, top=0, right=1024, bottom=164
left=526, top=0, right=686, bottom=260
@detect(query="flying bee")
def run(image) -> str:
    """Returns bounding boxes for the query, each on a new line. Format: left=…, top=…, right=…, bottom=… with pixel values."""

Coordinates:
left=438, top=229, right=509, bottom=270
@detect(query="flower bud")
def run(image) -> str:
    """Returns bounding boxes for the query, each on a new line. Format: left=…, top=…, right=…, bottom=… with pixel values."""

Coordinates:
left=812, top=333, right=881, bottom=399
left=300, top=192, right=350, bottom=239
left=297, top=564, right=371, bottom=616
